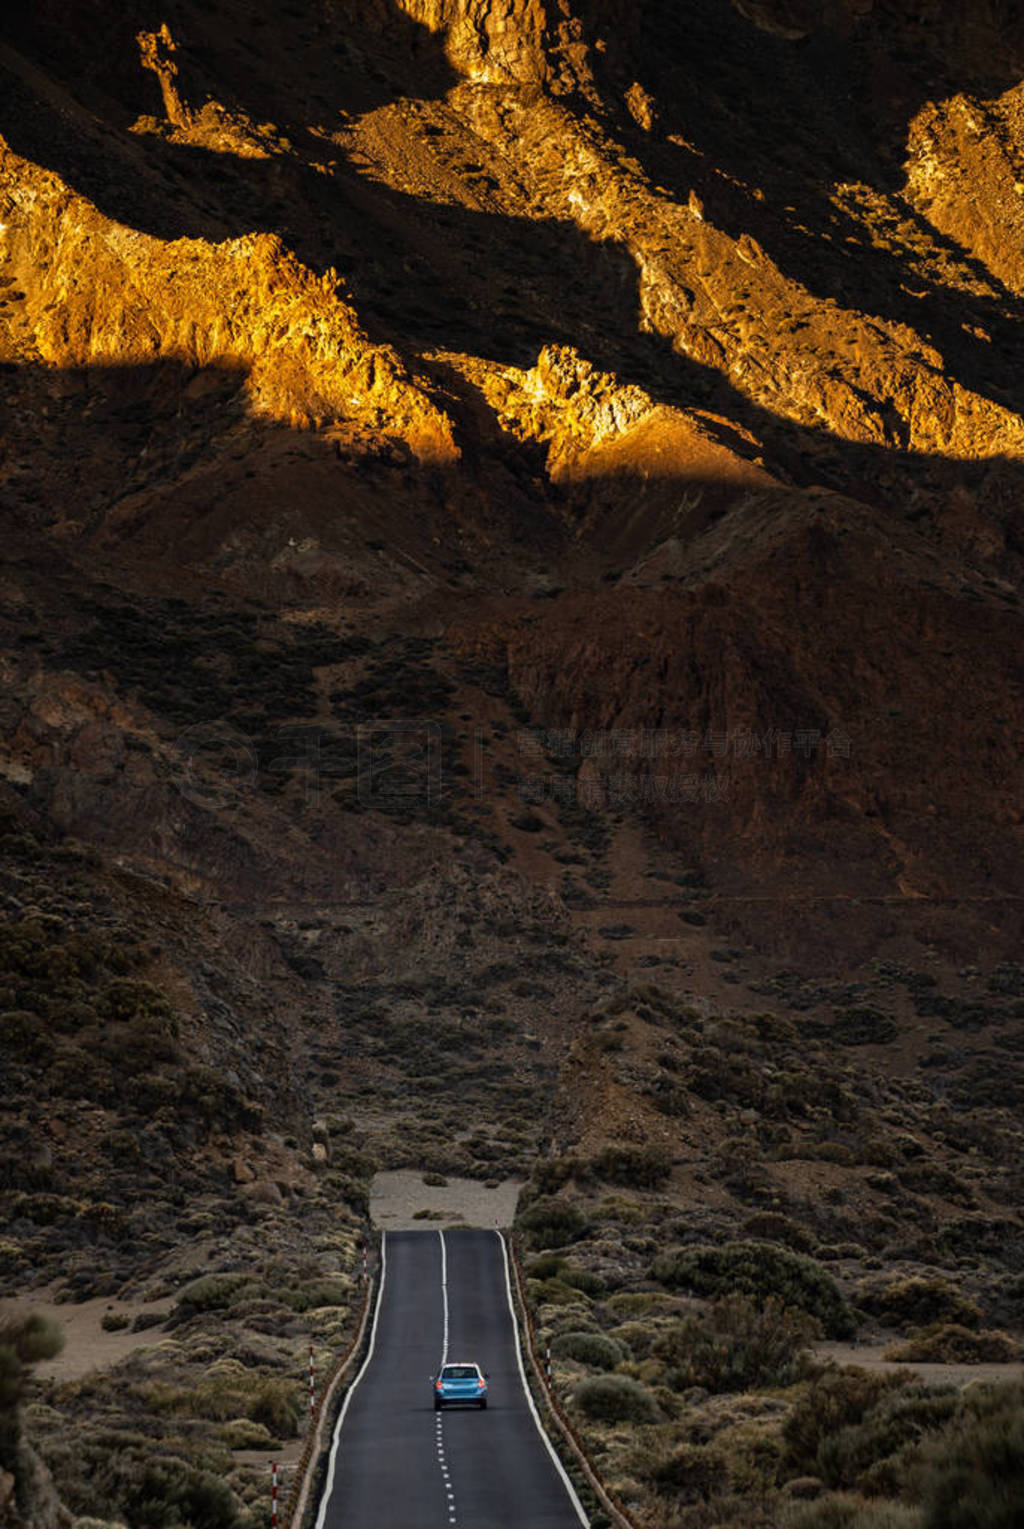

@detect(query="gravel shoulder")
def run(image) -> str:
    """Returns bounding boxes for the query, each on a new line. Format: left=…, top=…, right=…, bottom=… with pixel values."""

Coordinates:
left=370, top=1170, right=523, bottom=1232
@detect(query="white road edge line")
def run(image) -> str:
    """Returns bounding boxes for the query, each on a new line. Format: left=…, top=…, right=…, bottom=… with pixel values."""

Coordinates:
left=496, top=1231, right=590, bottom=1527
left=313, top=1231, right=389, bottom=1529
left=439, top=1228, right=450, bottom=1368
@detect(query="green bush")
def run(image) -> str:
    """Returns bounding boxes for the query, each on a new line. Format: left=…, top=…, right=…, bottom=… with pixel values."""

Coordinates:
left=896, top=1162, right=971, bottom=1202
left=100, top=1313, right=131, bottom=1333
left=922, top=1383, right=1024, bottom=1529
left=590, top=1144, right=672, bottom=1188
left=573, top=1373, right=659, bottom=1424
left=517, top=1196, right=588, bottom=1250
left=653, top=1294, right=819, bottom=1393
left=551, top=1331, right=628, bottom=1370
left=652, top=1241, right=856, bottom=1338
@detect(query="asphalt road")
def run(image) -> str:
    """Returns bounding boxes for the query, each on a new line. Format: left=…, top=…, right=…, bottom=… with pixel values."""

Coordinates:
left=315, top=1228, right=588, bottom=1529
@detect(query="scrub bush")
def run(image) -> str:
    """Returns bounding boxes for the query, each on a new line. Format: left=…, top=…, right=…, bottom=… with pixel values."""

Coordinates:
left=1, top=1314, right=65, bottom=1499
left=742, top=1212, right=818, bottom=1253
left=830, top=1008, right=899, bottom=1046
left=653, top=1294, right=819, bottom=1392
left=560, top=1265, right=606, bottom=1296
left=573, top=1374, right=659, bottom=1424
left=176, top=1275, right=252, bottom=1313
left=784, top=1370, right=910, bottom=1474
left=921, top=1383, right=1024, bottom=1529
left=517, top=1196, right=588, bottom=1249
left=652, top=1241, right=855, bottom=1338
left=525, top=1254, right=565, bottom=1280
left=884, top=1326, right=1020, bottom=1364
left=782, top=1497, right=921, bottom=1529
left=219, top=1418, right=274, bottom=1450
left=859, top=1279, right=981, bottom=1331
left=590, top=1144, right=672, bottom=1188
left=815, top=1385, right=958, bottom=1492
left=648, top=1442, right=726, bottom=1501
left=551, top=1331, right=628, bottom=1370
left=284, top=1277, right=349, bottom=1312
left=96, top=1461, right=239, bottom=1529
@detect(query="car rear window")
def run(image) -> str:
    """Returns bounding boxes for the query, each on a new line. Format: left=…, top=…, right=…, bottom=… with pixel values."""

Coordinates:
left=443, top=1365, right=478, bottom=1378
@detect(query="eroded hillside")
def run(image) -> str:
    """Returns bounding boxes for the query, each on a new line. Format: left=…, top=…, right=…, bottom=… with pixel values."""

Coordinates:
left=2, top=0, right=1022, bottom=966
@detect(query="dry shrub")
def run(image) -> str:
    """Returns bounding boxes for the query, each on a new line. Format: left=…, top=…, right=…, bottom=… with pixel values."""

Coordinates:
left=922, top=1382, right=1024, bottom=1529
left=653, top=1294, right=820, bottom=1392
left=884, top=1325, right=1021, bottom=1364
left=573, top=1373, right=660, bottom=1424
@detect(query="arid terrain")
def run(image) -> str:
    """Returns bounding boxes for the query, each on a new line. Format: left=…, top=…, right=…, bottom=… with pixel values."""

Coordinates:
left=1, top=2, right=1023, bottom=1527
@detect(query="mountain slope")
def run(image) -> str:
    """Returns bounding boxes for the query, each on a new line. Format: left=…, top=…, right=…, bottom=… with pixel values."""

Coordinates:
left=1, top=4, right=1024, bottom=1526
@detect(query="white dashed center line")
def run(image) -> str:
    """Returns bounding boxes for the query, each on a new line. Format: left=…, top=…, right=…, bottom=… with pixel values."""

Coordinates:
left=436, top=1231, right=457, bottom=1524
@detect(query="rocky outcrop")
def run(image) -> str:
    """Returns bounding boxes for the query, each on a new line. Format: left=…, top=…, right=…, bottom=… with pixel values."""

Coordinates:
left=906, top=85, right=1024, bottom=297
left=397, top=0, right=553, bottom=83
left=0, top=138, right=456, bottom=460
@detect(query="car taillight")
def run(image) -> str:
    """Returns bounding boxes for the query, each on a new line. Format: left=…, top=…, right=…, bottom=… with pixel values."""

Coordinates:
left=435, top=1380, right=443, bottom=1390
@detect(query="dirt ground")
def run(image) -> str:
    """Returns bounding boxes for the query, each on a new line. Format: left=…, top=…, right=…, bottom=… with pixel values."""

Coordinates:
left=815, top=1341, right=1024, bottom=1389
left=369, top=1170, right=524, bottom=1232
left=0, top=1286, right=175, bottom=1382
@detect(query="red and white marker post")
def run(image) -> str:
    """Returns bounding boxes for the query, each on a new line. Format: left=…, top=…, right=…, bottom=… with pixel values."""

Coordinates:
left=271, top=1462, right=278, bottom=1529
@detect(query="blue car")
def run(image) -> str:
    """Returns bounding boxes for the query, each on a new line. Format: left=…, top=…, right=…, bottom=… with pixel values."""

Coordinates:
left=433, top=1361, right=488, bottom=1410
